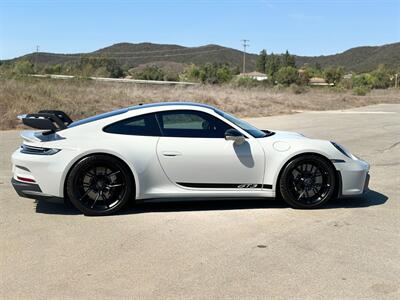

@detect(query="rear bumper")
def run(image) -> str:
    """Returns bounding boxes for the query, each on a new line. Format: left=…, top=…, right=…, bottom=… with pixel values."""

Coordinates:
left=11, top=178, right=63, bottom=203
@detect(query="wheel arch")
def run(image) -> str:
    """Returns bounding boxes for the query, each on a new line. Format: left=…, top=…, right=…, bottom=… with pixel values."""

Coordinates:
left=61, top=151, right=139, bottom=200
left=274, top=151, right=341, bottom=199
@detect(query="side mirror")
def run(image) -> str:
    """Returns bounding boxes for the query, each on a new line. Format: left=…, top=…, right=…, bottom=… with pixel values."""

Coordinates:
left=225, top=129, right=245, bottom=145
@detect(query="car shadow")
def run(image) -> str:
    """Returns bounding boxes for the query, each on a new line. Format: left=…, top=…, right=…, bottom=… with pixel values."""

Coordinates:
left=35, top=189, right=388, bottom=216
left=326, top=190, right=388, bottom=209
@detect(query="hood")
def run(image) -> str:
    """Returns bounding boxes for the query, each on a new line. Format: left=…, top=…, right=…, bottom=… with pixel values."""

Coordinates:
left=270, top=130, right=307, bottom=140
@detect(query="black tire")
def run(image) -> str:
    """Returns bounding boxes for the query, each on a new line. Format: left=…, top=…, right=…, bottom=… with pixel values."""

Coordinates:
left=66, top=155, right=134, bottom=216
left=279, top=154, right=336, bottom=209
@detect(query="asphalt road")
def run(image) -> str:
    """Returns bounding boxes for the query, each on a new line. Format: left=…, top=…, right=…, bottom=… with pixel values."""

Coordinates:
left=1, top=104, right=399, bottom=299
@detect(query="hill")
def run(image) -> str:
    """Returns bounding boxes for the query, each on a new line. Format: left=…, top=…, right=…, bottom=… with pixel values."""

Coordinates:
left=295, top=42, right=400, bottom=72
left=9, top=43, right=258, bottom=71
left=5, top=42, right=399, bottom=72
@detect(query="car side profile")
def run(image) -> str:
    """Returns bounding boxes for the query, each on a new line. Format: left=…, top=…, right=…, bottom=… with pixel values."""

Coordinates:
left=11, top=102, right=370, bottom=215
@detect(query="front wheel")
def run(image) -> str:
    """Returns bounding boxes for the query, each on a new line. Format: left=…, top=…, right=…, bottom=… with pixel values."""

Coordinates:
left=66, top=155, right=133, bottom=216
left=279, top=155, right=336, bottom=209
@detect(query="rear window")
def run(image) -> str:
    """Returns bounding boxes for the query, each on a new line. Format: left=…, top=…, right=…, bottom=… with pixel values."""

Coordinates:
left=103, top=113, right=161, bottom=136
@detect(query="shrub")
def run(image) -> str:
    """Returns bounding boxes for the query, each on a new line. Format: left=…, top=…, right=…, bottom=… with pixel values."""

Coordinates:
left=182, top=63, right=234, bottom=84
left=370, top=67, right=391, bottom=89
left=13, top=60, right=34, bottom=75
left=275, top=66, right=299, bottom=86
left=352, top=73, right=374, bottom=88
left=323, top=67, right=344, bottom=84
left=133, top=66, right=165, bottom=81
left=232, top=76, right=260, bottom=88
left=353, top=86, right=370, bottom=96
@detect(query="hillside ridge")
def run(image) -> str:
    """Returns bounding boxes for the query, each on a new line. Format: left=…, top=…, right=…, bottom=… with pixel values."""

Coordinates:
left=5, top=41, right=399, bottom=72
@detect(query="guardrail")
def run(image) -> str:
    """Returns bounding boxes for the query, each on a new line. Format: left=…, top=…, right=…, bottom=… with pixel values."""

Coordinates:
left=29, top=74, right=197, bottom=86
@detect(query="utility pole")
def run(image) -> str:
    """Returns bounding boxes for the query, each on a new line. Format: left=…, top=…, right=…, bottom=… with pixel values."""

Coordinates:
left=35, top=45, right=39, bottom=72
left=395, top=73, right=398, bottom=89
left=241, top=39, right=249, bottom=74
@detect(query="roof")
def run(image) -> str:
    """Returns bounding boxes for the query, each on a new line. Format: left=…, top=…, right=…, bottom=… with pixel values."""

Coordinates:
left=239, top=71, right=267, bottom=77
left=68, top=102, right=216, bottom=128
left=309, top=77, right=327, bottom=83
left=127, top=101, right=215, bottom=111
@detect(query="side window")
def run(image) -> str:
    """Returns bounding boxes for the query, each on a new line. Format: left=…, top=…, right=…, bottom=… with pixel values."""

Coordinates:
left=103, top=113, right=161, bottom=136
left=156, top=110, right=232, bottom=138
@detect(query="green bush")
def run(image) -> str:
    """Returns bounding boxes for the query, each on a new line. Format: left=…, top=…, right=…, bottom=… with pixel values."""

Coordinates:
left=133, top=66, right=165, bottom=81
left=13, top=60, right=34, bottom=75
left=323, top=67, right=344, bottom=84
left=232, top=76, right=260, bottom=88
left=353, top=86, right=370, bottom=96
left=352, top=73, right=374, bottom=88
left=182, top=63, right=234, bottom=84
left=78, top=56, right=123, bottom=78
left=275, top=66, right=299, bottom=86
left=370, top=67, right=391, bottom=89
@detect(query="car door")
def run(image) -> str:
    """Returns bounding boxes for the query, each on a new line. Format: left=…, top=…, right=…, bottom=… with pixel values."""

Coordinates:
left=156, top=110, right=265, bottom=189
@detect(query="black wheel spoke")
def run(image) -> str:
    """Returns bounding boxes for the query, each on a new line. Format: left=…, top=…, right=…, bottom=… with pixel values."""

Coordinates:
left=91, top=192, right=101, bottom=208
left=79, top=188, right=93, bottom=201
left=107, top=170, right=121, bottom=179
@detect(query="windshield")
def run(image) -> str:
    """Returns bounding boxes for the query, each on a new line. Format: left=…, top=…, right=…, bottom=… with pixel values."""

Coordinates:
left=215, top=109, right=267, bottom=138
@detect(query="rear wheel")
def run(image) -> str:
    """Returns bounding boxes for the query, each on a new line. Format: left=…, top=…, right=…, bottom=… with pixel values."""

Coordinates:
left=66, top=155, right=133, bottom=216
left=279, top=155, right=336, bottom=209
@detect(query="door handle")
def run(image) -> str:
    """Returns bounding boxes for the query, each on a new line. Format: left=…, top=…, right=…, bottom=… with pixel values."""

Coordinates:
left=162, top=151, right=182, bottom=157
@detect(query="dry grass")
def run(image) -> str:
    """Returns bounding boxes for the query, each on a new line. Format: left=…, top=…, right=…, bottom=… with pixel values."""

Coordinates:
left=1, top=77, right=399, bottom=130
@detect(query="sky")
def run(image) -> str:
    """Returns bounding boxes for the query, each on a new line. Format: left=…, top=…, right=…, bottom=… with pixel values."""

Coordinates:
left=0, top=0, right=399, bottom=59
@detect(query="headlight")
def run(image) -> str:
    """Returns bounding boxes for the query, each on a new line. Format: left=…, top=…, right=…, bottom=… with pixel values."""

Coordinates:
left=331, top=142, right=353, bottom=159
left=20, top=144, right=61, bottom=155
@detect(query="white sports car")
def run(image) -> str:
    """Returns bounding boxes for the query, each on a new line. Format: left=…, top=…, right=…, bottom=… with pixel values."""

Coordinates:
left=12, top=102, right=370, bottom=216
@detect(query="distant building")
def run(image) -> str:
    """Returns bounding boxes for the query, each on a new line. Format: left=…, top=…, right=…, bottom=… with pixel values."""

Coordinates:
left=239, top=71, right=268, bottom=81
left=309, top=77, right=333, bottom=86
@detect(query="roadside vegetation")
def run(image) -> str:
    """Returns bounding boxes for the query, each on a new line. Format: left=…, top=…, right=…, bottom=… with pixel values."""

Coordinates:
left=0, top=76, right=399, bottom=130
left=1, top=49, right=398, bottom=93
left=0, top=49, right=399, bottom=130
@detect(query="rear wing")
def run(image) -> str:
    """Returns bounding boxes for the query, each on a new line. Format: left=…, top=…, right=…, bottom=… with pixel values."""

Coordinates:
left=18, top=110, right=73, bottom=132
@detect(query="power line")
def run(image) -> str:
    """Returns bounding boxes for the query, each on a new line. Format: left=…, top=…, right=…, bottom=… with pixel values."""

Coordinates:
left=29, top=48, right=228, bottom=60
left=241, top=39, right=249, bottom=73
left=29, top=45, right=222, bottom=58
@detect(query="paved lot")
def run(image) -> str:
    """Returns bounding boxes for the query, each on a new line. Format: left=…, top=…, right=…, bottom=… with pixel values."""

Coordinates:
left=1, top=104, right=399, bottom=299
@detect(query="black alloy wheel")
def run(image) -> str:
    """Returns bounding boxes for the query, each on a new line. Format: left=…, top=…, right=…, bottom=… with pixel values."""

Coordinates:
left=279, top=155, right=336, bottom=209
left=66, top=155, right=133, bottom=216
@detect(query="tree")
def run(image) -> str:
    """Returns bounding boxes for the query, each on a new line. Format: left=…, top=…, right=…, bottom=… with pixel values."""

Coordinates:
left=282, top=50, right=296, bottom=68
left=266, top=53, right=281, bottom=77
left=275, top=66, right=299, bottom=85
left=324, top=67, right=344, bottom=84
left=370, top=65, right=391, bottom=88
left=256, top=49, right=267, bottom=73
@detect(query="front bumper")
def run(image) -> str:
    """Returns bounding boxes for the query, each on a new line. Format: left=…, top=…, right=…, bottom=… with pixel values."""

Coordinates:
left=334, top=157, right=370, bottom=196
left=11, top=178, right=63, bottom=202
